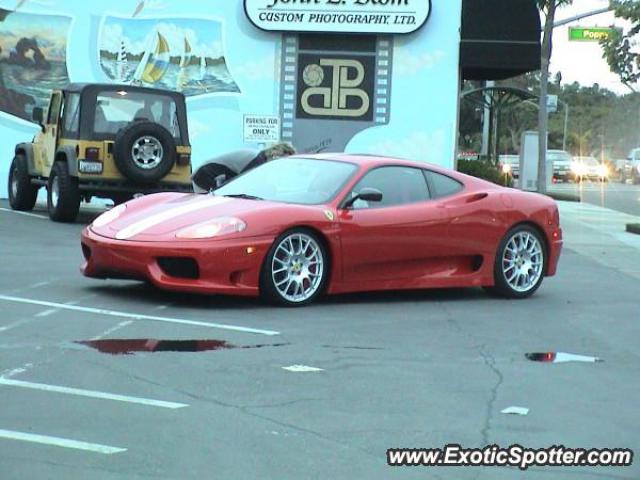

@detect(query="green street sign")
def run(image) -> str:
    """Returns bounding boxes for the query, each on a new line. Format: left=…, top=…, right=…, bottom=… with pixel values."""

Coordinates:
left=569, top=27, right=622, bottom=42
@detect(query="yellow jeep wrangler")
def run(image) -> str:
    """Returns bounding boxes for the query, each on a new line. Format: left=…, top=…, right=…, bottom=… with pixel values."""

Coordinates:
left=8, top=83, right=193, bottom=222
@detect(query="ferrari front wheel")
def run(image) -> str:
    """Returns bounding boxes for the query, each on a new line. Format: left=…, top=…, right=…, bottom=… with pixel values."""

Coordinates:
left=261, top=229, right=328, bottom=306
left=488, top=225, right=547, bottom=299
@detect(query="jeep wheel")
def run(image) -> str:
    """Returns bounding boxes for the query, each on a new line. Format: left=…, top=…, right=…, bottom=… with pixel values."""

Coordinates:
left=113, top=121, right=177, bottom=184
left=8, top=154, right=38, bottom=211
left=47, top=161, right=80, bottom=222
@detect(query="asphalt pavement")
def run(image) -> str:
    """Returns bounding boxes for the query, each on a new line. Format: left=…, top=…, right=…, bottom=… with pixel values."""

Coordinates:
left=0, top=199, right=639, bottom=479
left=549, top=181, right=640, bottom=217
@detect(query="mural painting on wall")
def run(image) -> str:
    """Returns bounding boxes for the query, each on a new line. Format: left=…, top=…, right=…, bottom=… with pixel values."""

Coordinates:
left=98, top=16, right=240, bottom=97
left=280, top=34, right=392, bottom=154
left=0, top=9, right=72, bottom=122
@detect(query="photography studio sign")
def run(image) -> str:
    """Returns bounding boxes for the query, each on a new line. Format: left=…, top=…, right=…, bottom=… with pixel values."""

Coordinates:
left=244, top=0, right=431, bottom=34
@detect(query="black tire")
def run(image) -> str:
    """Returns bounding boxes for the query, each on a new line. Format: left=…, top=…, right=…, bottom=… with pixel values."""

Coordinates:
left=8, top=154, right=38, bottom=211
left=485, top=225, right=547, bottom=299
left=47, top=161, right=80, bottom=222
left=113, top=121, right=177, bottom=184
left=260, top=228, right=329, bottom=307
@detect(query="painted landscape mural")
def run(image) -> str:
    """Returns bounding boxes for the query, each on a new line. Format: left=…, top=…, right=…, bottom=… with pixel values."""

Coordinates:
left=0, top=9, right=71, bottom=121
left=99, top=16, right=240, bottom=97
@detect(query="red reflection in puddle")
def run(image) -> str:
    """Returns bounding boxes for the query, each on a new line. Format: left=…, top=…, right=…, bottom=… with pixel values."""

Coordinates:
left=78, top=339, right=233, bottom=355
left=76, top=339, right=287, bottom=355
left=525, top=352, right=602, bottom=363
left=526, top=352, right=556, bottom=362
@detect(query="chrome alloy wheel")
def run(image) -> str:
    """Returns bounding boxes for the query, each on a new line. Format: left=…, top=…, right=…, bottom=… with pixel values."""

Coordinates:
left=131, top=135, right=164, bottom=170
left=50, top=175, right=60, bottom=208
left=502, top=231, right=544, bottom=293
left=10, top=165, right=18, bottom=198
left=271, top=233, right=324, bottom=303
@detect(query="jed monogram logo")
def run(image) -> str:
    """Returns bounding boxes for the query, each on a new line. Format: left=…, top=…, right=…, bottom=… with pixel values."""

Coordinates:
left=298, top=58, right=371, bottom=119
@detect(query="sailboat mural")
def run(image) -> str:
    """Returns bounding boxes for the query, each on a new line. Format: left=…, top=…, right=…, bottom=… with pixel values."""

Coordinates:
left=133, top=31, right=170, bottom=85
left=176, top=37, right=192, bottom=91
left=180, top=37, right=192, bottom=69
left=99, top=15, right=240, bottom=97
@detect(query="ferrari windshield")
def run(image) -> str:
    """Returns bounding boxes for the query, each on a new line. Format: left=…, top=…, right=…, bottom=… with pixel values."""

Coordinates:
left=214, top=157, right=358, bottom=205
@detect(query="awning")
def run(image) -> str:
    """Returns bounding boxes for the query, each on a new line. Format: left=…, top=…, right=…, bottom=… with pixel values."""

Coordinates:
left=461, top=0, right=541, bottom=80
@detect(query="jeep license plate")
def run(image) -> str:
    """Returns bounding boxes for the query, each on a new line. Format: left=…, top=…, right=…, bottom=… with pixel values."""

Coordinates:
left=79, top=161, right=103, bottom=174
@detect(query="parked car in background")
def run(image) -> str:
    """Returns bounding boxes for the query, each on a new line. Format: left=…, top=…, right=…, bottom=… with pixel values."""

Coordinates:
left=547, top=150, right=572, bottom=182
left=571, top=156, right=609, bottom=182
left=628, top=148, right=640, bottom=184
left=498, top=154, right=519, bottom=179
left=8, top=83, right=193, bottom=223
left=615, top=158, right=632, bottom=183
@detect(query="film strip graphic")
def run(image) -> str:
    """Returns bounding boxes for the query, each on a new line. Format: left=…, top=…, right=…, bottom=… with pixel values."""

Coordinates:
left=280, top=35, right=298, bottom=143
left=279, top=34, right=393, bottom=150
left=375, top=37, right=392, bottom=125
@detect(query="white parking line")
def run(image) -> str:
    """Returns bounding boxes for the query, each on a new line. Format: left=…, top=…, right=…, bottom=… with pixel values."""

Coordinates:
left=1, top=364, right=34, bottom=379
left=90, top=320, right=133, bottom=341
left=0, top=207, right=46, bottom=219
left=0, top=378, right=188, bottom=409
left=0, top=294, right=280, bottom=336
left=0, top=429, right=126, bottom=454
left=35, top=309, right=58, bottom=318
left=0, top=318, right=36, bottom=333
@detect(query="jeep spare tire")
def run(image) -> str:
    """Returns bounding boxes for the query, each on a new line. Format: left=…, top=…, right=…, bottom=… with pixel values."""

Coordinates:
left=113, top=121, right=177, bottom=184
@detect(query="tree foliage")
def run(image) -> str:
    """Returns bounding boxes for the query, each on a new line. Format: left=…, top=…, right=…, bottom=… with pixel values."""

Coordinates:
left=602, top=0, right=640, bottom=91
left=459, top=75, right=640, bottom=159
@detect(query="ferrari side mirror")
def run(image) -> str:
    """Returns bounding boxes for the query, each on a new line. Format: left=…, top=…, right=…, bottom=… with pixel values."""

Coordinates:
left=343, top=187, right=383, bottom=209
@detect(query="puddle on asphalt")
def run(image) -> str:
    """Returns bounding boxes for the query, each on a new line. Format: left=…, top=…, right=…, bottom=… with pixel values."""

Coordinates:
left=76, top=339, right=288, bottom=355
left=525, top=352, right=603, bottom=363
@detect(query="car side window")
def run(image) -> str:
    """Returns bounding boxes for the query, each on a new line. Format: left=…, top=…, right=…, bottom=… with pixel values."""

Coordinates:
left=426, top=171, right=464, bottom=199
left=62, top=93, right=80, bottom=137
left=350, top=166, right=430, bottom=209
left=46, top=92, right=62, bottom=125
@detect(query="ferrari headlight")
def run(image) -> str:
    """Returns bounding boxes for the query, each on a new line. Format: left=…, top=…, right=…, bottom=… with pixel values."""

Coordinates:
left=176, top=216, right=246, bottom=239
left=92, top=204, right=126, bottom=228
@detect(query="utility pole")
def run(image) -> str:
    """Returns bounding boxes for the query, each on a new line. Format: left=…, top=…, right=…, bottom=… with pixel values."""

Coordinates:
left=562, top=101, right=569, bottom=152
left=537, top=1, right=557, bottom=194
left=480, top=81, right=494, bottom=159
left=537, top=5, right=615, bottom=193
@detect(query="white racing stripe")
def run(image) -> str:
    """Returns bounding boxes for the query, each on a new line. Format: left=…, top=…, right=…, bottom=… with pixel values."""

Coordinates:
left=0, top=378, right=188, bottom=409
left=0, top=295, right=280, bottom=336
left=115, top=195, right=230, bottom=239
left=0, top=429, right=126, bottom=454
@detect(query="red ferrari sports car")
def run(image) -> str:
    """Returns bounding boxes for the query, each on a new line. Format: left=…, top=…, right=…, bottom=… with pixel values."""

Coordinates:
left=81, top=154, right=563, bottom=306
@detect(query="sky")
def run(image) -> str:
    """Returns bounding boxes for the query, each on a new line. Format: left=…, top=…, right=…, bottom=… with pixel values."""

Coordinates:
left=551, top=0, right=635, bottom=94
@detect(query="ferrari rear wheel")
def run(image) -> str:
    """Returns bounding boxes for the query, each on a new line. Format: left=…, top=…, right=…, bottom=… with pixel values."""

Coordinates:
left=488, top=225, right=547, bottom=299
left=261, top=229, right=328, bottom=306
